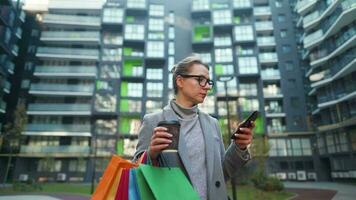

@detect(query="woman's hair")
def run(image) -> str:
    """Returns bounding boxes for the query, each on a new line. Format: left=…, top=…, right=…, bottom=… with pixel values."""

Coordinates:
left=171, top=55, right=209, bottom=94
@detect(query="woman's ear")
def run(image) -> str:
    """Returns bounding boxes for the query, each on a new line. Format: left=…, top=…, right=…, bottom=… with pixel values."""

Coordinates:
left=176, top=76, right=184, bottom=90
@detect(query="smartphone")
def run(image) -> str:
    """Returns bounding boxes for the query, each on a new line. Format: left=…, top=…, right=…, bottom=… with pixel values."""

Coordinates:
left=230, top=111, right=259, bottom=139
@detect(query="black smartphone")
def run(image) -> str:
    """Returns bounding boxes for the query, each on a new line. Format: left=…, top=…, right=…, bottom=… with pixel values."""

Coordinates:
left=230, top=111, right=259, bottom=139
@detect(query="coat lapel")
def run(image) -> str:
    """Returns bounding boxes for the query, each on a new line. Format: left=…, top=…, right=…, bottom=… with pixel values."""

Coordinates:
left=199, top=112, right=215, bottom=185
left=162, top=105, right=194, bottom=181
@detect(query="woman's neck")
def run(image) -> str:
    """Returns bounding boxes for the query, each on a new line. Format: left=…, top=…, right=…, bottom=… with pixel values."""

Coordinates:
left=175, top=95, right=196, bottom=108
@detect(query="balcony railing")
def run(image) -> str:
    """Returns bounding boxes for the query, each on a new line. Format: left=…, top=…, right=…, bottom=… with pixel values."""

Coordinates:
left=0, top=100, right=6, bottom=112
left=233, top=0, right=252, bottom=9
left=20, top=145, right=90, bottom=154
left=255, top=21, right=273, bottom=32
left=27, top=103, right=91, bottom=114
left=318, top=84, right=356, bottom=105
left=42, top=14, right=101, bottom=27
left=3, top=80, right=11, bottom=93
left=36, top=47, right=99, bottom=60
left=34, top=66, right=97, bottom=76
left=267, top=125, right=286, bottom=134
left=25, top=124, right=91, bottom=136
left=257, top=36, right=276, bottom=46
left=304, top=29, right=323, bottom=48
left=259, top=53, right=278, bottom=63
left=30, top=83, right=94, bottom=94
left=253, top=6, right=271, bottom=16
left=40, top=31, right=100, bottom=42
left=295, top=0, right=317, bottom=14
left=261, top=69, right=281, bottom=80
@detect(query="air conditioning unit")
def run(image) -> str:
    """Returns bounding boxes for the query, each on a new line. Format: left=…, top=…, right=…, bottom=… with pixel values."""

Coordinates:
left=297, top=171, right=306, bottom=181
left=19, top=174, right=29, bottom=182
left=307, top=172, right=317, bottom=180
left=288, top=172, right=296, bottom=180
left=57, top=173, right=66, bottom=182
left=276, top=172, right=287, bottom=180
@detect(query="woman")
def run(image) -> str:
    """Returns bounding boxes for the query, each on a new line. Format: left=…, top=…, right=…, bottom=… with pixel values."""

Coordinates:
left=134, top=55, right=254, bottom=200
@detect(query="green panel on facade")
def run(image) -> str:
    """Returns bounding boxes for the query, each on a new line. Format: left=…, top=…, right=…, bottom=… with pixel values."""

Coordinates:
left=241, top=112, right=265, bottom=135
left=120, top=99, right=129, bottom=112
left=121, top=82, right=128, bottom=96
left=117, top=139, right=124, bottom=155
left=215, top=64, right=223, bottom=75
left=234, top=16, right=241, bottom=24
left=193, top=25, right=210, bottom=42
left=123, top=59, right=142, bottom=76
left=119, top=117, right=130, bottom=133
left=123, top=47, right=132, bottom=56
left=96, top=80, right=104, bottom=90
left=126, top=16, right=135, bottom=23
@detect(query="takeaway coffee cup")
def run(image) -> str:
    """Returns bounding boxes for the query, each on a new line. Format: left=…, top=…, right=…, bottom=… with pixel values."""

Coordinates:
left=157, top=120, right=180, bottom=151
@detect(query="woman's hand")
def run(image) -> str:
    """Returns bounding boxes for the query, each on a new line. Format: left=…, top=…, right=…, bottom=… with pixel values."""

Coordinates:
left=232, top=123, right=254, bottom=150
left=148, top=127, right=172, bottom=161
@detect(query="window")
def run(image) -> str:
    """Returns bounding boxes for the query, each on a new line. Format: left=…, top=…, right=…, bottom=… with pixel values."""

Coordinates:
left=215, top=64, right=234, bottom=75
left=335, top=132, right=349, bottom=152
left=95, top=93, right=117, bottom=112
left=192, top=0, right=210, bottom=11
left=121, top=82, right=143, bottom=97
left=288, top=78, right=296, bottom=87
left=217, top=100, right=238, bottom=116
left=214, top=35, right=232, bottom=46
left=69, top=159, right=86, bottom=172
left=290, top=97, right=300, bottom=108
left=125, top=24, right=145, bottom=40
left=236, top=45, right=255, bottom=55
left=239, top=98, right=259, bottom=112
left=196, top=52, right=211, bottom=63
left=149, top=4, right=164, bottom=16
left=102, top=48, right=122, bottom=61
left=95, top=120, right=117, bottom=135
left=284, top=61, right=294, bottom=71
left=103, top=8, right=123, bottom=23
left=234, top=25, right=254, bottom=41
left=275, top=0, right=283, bottom=7
left=291, top=138, right=302, bottom=156
left=351, top=130, right=356, bottom=150
left=282, top=45, right=291, bottom=53
left=213, top=10, right=232, bottom=25
left=238, top=57, right=258, bottom=74
left=127, top=0, right=146, bottom=9
left=301, top=138, right=312, bottom=155
left=149, top=18, right=164, bottom=31
left=146, top=68, right=163, bottom=80
left=146, top=82, right=163, bottom=97
left=216, top=77, right=238, bottom=96
left=169, top=42, right=175, bottom=55
left=37, top=159, right=62, bottom=172
left=146, top=100, right=162, bottom=113
left=120, top=99, right=142, bottom=113
left=326, top=134, right=335, bottom=153
left=168, top=56, right=175, bottom=71
left=169, top=26, right=175, bottom=39
left=215, top=48, right=233, bottom=62
left=119, top=117, right=141, bottom=135
left=239, top=83, right=257, bottom=96
left=280, top=29, right=287, bottom=38
left=198, top=95, right=215, bottom=114
left=278, top=14, right=286, bottom=22
left=233, top=0, right=251, bottom=8
left=146, top=41, right=164, bottom=58
left=100, top=64, right=120, bottom=78
left=317, top=135, right=326, bottom=154
left=148, top=32, right=165, bottom=40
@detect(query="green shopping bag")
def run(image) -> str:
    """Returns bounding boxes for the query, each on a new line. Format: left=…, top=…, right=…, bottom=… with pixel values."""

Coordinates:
left=135, top=164, right=200, bottom=200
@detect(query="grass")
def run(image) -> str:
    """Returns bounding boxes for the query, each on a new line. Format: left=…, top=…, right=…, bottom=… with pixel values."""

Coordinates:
left=0, top=183, right=296, bottom=200
left=0, top=183, right=92, bottom=196
left=228, top=185, right=295, bottom=200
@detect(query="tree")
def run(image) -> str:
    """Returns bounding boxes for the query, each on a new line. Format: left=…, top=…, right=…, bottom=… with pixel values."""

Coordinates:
left=2, top=103, right=27, bottom=184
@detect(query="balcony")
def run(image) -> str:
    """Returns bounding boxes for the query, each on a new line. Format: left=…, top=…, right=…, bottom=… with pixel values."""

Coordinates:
left=192, top=25, right=213, bottom=48
left=42, top=14, right=101, bottom=28
left=27, top=103, right=91, bottom=116
left=257, top=36, right=276, bottom=47
left=34, top=66, right=97, bottom=78
left=263, top=85, right=283, bottom=99
left=123, top=47, right=144, bottom=57
left=318, top=86, right=356, bottom=108
left=126, top=0, right=147, bottom=15
left=254, top=21, right=273, bottom=33
left=310, top=49, right=356, bottom=88
left=295, top=0, right=317, bottom=15
left=233, top=0, right=252, bottom=10
left=0, top=26, right=11, bottom=53
left=267, top=125, right=286, bottom=134
left=253, top=6, right=271, bottom=17
left=23, top=124, right=91, bottom=137
left=303, top=29, right=323, bottom=49
left=5, top=60, right=14, bottom=74
left=36, top=47, right=99, bottom=60
left=2, top=80, right=10, bottom=93
left=261, top=69, right=281, bottom=80
left=40, top=31, right=100, bottom=44
left=20, top=145, right=90, bottom=156
left=0, top=6, right=12, bottom=26
left=29, top=83, right=94, bottom=96
left=121, top=59, right=144, bottom=80
left=0, top=100, right=6, bottom=113
left=259, top=53, right=278, bottom=64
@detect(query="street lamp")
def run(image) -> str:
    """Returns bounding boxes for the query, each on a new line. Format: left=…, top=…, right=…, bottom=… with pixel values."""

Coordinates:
left=217, top=75, right=237, bottom=200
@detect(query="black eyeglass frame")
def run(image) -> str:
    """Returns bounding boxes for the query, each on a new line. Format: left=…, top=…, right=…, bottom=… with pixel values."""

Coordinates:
left=178, top=74, right=214, bottom=87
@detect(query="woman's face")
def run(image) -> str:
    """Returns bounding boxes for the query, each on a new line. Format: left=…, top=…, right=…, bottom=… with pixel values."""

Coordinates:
left=176, top=63, right=212, bottom=105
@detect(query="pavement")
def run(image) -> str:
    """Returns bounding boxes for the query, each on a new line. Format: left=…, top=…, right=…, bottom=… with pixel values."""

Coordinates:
left=284, top=181, right=356, bottom=200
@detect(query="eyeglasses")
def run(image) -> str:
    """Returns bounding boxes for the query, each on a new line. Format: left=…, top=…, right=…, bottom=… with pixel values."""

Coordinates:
left=179, top=74, right=214, bottom=87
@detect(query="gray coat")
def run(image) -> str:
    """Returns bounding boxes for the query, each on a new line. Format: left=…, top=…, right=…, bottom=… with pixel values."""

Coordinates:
left=134, top=104, right=251, bottom=200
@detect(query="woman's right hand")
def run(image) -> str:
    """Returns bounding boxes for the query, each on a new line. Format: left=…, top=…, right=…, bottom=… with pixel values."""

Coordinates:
left=148, top=127, right=172, bottom=161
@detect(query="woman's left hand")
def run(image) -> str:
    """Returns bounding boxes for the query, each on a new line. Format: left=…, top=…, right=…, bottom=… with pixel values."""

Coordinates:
left=232, top=123, right=254, bottom=150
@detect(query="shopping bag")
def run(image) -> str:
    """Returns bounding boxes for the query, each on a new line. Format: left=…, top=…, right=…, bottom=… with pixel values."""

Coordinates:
left=136, top=164, right=200, bottom=200
left=128, top=169, right=141, bottom=200
left=92, top=155, right=138, bottom=200
left=115, top=169, right=130, bottom=200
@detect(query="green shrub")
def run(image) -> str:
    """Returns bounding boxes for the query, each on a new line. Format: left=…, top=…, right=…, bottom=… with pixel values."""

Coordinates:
left=12, top=179, right=42, bottom=192
left=251, top=171, right=284, bottom=192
